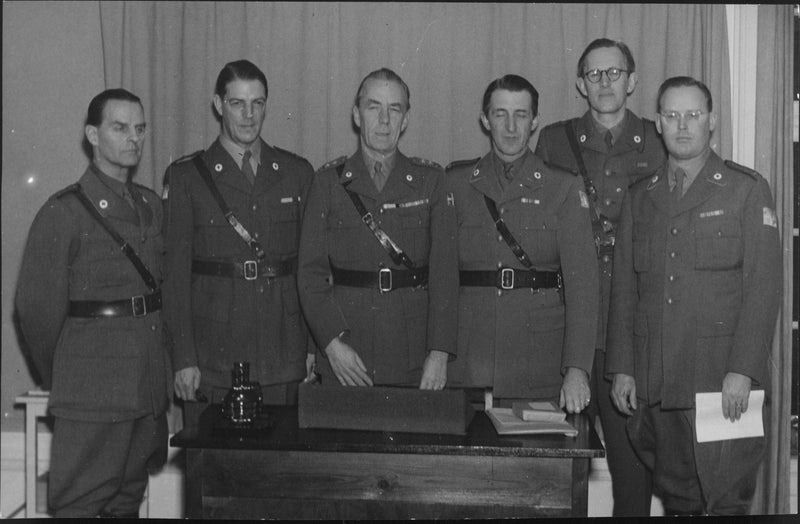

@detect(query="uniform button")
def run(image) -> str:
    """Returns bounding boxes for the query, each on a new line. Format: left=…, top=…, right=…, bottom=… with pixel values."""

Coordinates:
left=604, top=198, right=612, bottom=206
left=497, top=289, right=502, bottom=297
left=616, top=187, right=622, bottom=193
left=150, top=325, right=157, bottom=331
left=252, top=204, right=258, bottom=211
left=668, top=275, right=676, bottom=282
left=259, top=285, right=265, bottom=293
left=669, top=252, right=676, bottom=258
left=254, top=232, right=260, bottom=239
left=500, top=208, right=506, bottom=214
left=666, top=298, right=673, bottom=305
left=671, top=228, right=678, bottom=235
left=601, top=255, right=611, bottom=263
left=496, top=261, right=503, bottom=269
left=604, top=169, right=612, bottom=176
left=497, top=235, right=503, bottom=242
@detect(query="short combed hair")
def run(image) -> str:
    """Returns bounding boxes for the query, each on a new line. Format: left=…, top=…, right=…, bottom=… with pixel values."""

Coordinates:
left=214, top=60, right=268, bottom=99
left=656, top=76, right=713, bottom=113
left=86, top=88, right=142, bottom=127
left=354, top=68, right=410, bottom=110
left=576, top=38, right=636, bottom=78
left=481, top=74, right=539, bottom=117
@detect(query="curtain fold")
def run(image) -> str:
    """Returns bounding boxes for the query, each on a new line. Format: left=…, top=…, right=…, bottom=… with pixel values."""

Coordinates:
left=751, top=4, right=794, bottom=515
left=97, top=2, right=731, bottom=194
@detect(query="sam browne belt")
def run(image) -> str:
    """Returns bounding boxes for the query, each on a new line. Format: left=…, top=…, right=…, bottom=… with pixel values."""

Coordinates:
left=331, top=264, right=429, bottom=293
left=459, top=268, right=561, bottom=290
left=192, top=257, right=297, bottom=280
left=69, top=290, right=162, bottom=318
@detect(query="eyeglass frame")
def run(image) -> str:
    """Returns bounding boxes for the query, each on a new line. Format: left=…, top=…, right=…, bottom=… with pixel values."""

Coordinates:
left=658, top=109, right=709, bottom=125
left=581, top=67, right=630, bottom=84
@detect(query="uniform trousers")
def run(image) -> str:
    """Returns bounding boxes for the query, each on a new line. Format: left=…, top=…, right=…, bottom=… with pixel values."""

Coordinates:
left=627, top=401, right=766, bottom=515
left=591, top=350, right=653, bottom=516
left=48, top=413, right=168, bottom=517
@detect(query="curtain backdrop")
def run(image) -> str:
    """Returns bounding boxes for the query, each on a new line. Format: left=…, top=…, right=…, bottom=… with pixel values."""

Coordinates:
left=96, top=2, right=731, bottom=194
left=94, top=2, right=794, bottom=515
left=751, top=4, right=794, bottom=515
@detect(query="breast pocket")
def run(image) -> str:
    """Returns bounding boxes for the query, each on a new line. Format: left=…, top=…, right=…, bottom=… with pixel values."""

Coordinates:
left=271, top=202, right=301, bottom=256
left=695, top=219, right=742, bottom=270
left=519, top=214, right=559, bottom=264
left=398, top=208, right=430, bottom=260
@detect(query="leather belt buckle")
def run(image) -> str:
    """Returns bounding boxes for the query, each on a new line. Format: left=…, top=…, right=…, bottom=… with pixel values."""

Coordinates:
left=243, top=260, right=258, bottom=280
left=379, top=268, right=393, bottom=293
left=500, top=268, right=515, bottom=290
left=131, top=295, right=147, bottom=317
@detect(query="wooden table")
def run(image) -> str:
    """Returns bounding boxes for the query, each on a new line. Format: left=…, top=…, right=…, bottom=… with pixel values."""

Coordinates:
left=171, top=404, right=604, bottom=519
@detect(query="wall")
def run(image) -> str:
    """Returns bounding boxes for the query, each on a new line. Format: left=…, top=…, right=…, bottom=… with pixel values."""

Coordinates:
left=1, top=1, right=105, bottom=431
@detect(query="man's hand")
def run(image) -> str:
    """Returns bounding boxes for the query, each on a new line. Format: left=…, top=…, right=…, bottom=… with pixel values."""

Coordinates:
left=721, top=372, right=752, bottom=422
left=419, top=350, right=448, bottom=390
left=174, top=366, right=201, bottom=401
left=304, top=352, right=318, bottom=383
left=611, top=373, right=638, bottom=416
left=559, top=367, right=591, bottom=414
left=324, top=336, right=373, bottom=386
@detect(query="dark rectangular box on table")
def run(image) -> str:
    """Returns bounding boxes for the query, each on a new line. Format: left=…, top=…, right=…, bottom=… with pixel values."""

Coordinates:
left=298, top=383, right=475, bottom=435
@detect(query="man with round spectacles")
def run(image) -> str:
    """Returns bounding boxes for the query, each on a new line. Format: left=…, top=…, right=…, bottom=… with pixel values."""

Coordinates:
left=607, top=76, right=781, bottom=515
left=535, top=38, right=665, bottom=517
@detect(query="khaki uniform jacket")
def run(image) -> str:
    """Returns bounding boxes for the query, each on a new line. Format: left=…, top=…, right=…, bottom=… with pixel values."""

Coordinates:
left=15, top=167, right=171, bottom=422
left=162, top=139, right=314, bottom=389
left=605, top=152, right=781, bottom=409
left=535, top=110, right=666, bottom=350
left=446, top=151, right=599, bottom=399
left=297, top=151, right=459, bottom=385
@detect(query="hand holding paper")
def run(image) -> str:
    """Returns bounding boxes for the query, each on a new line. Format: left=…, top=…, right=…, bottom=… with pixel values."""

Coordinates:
left=695, top=389, right=764, bottom=443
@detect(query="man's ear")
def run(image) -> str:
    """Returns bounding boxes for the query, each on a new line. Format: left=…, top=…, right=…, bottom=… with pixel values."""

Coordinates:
left=85, top=125, right=99, bottom=147
left=479, top=111, right=490, bottom=132
left=400, top=111, right=409, bottom=134
left=626, top=72, right=638, bottom=95
left=708, top=112, right=717, bottom=133
left=212, top=94, right=224, bottom=117
left=576, top=77, right=588, bottom=98
left=352, top=105, right=361, bottom=129
left=655, top=115, right=662, bottom=135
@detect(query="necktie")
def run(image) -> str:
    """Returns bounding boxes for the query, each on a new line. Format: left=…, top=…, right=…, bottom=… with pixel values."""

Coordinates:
left=242, top=150, right=255, bottom=185
left=501, top=163, right=514, bottom=190
left=674, top=168, right=686, bottom=200
left=604, top=130, right=614, bottom=152
left=373, top=161, right=387, bottom=191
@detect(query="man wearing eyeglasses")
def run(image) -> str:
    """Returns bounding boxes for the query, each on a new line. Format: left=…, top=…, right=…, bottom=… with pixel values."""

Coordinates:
left=162, top=60, right=315, bottom=421
left=534, top=38, right=665, bottom=516
left=16, top=89, right=170, bottom=517
left=606, top=76, right=781, bottom=515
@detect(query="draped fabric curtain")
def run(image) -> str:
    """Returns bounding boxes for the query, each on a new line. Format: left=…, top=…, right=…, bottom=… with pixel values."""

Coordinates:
left=96, top=2, right=731, bottom=193
left=94, top=2, right=795, bottom=515
left=750, top=5, right=794, bottom=515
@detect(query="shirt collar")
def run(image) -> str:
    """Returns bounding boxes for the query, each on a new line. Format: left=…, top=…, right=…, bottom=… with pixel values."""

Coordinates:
left=667, top=148, right=713, bottom=190
left=361, top=147, right=397, bottom=178
left=219, top=134, right=262, bottom=170
left=591, top=110, right=627, bottom=145
left=89, top=162, right=129, bottom=198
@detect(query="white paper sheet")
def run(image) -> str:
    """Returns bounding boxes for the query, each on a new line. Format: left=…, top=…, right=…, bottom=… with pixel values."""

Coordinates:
left=695, top=389, right=764, bottom=443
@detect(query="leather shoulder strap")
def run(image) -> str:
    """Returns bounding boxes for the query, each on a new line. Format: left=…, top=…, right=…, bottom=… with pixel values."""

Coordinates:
left=483, top=194, right=533, bottom=269
left=67, top=184, right=159, bottom=291
left=191, top=155, right=265, bottom=260
left=335, top=163, right=416, bottom=270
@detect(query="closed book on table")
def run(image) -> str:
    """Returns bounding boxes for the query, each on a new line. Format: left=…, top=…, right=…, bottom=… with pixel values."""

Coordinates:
left=511, top=400, right=567, bottom=422
left=298, top=383, right=475, bottom=435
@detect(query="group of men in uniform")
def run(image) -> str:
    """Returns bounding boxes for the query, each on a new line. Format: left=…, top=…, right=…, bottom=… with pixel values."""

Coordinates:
left=15, top=37, right=780, bottom=518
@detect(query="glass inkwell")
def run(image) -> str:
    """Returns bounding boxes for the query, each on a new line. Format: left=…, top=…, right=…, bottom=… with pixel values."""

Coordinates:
left=222, top=361, right=263, bottom=425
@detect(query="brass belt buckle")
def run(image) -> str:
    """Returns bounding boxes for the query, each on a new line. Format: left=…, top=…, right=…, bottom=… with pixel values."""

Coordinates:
left=500, top=268, right=515, bottom=290
left=379, top=268, right=393, bottom=293
left=243, top=260, right=258, bottom=280
left=131, top=295, right=147, bottom=317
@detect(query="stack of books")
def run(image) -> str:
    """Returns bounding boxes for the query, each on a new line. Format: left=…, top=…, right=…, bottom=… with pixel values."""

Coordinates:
left=486, top=400, right=578, bottom=437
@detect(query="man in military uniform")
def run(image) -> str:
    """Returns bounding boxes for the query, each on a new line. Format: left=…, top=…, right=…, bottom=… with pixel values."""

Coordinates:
left=297, top=68, right=458, bottom=389
left=606, top=76, right=781, bottom=515
left=447, top=74, right=598, bottom=412
left=162, top=60, right=314, bottom=413
left=534, top=38, right=665, bottom=516
left=15, top=89, right=170, bottom=517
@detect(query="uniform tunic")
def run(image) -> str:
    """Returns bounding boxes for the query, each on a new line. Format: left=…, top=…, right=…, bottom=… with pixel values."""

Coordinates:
left=297, top=150, right=458, bottom=385
left=447, top=151, right=598, bottom=399
left=162, top=138, right=314, bottom=391
left=535, top=109, right=665, bottom=349
left=16, top=166, right=170, bottom=421
left=605, top=152, right=781, bottom=513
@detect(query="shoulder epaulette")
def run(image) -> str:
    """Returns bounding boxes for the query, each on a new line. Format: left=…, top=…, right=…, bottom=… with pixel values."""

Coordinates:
left=53, top=183, right=80, bottom=200
left=274, top=145, right=309, bottom=164
left=445, top=158, right=481, bottom=172
left=170, top=150, right=204, bottom=166
left=317, top=155, right=347, bottom=173
left=724, top=160, right=761, bottom=181
left=409, top=157, right=443, bottom=170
